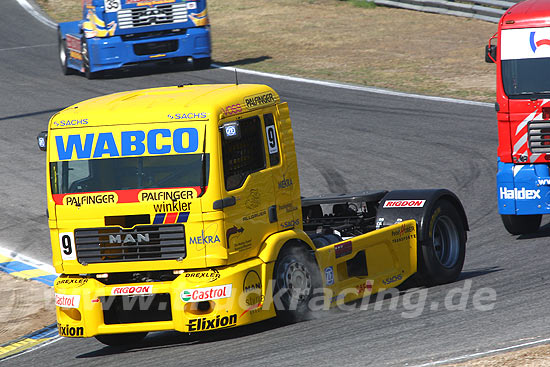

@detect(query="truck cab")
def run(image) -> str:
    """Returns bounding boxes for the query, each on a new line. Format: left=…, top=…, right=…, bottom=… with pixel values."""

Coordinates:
left=40, top=84, right=468, bottom=345
left=486, top=0, right=550, bottom=234
left=58, top=0, right=211, bottom=78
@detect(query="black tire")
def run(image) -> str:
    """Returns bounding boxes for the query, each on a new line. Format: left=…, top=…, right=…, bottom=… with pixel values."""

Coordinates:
left=272, top=244, right=321, bottom=323
left=417, top=200, right=466, bottom=286
left=95, top=332, right=147, bottom=347
left=501, top=214, right=542, bottom=235
left=58, top=30, right=74, bottom=75
left=81, top=38, right=98, bottom=79
left=193, top=57, right=211, bottom=70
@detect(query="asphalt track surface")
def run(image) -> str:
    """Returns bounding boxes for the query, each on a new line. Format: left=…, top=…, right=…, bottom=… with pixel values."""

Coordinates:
left=3, top=1, right=550, bottom=366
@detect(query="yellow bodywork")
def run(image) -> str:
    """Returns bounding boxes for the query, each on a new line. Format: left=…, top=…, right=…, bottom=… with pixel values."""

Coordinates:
left=46, top=84, right=418, bottom=337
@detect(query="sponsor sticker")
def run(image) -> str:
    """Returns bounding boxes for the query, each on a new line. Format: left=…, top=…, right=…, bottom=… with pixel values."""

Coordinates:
left=499, top=187, right=541, bottom=200
left=111, top=285, right=153, bottom=295
left=324, top=266, right=335, bottom=286
left=54, top=127, right=199, bottom=161
left=334, top=241, right=352, bottom=258
left=244, top=92, right=276, bottom=109
left=55, top=294, right=81, bottom=309
left=55, top=278, right=89, bottom=288
left=356, top=280, right=373, bottom=294
left=391, top=223, right=416, bottom=244
left=58, top=323, right=84, bottom=337
left=182, top=269, right=221, bottom=283
left=240, top=270, right=263, bottom=316
left=383, top=200, right=426, bottom=208
left=180, top=284, right=232, bottom=302
left=63, top=193, right=117, bottom=206
left=187, top=314, right=237, bottom=331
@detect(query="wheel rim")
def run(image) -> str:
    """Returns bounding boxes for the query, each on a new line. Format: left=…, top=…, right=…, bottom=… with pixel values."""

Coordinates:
left=432, top=215, right=460, bottom=268
left=283, top=261, right=312, bottom=304
left=82, top=41, right=89, bottom=69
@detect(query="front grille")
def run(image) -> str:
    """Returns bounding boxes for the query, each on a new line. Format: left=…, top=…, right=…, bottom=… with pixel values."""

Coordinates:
left=118, top=4, right=187, bottom=29
left=101, top=293, right=172, bottom=324
left=528, top=121, right=550, bottom=153
left=75, top=224, right=186, bottom=264
left=133, top=40, right=179, bottom=55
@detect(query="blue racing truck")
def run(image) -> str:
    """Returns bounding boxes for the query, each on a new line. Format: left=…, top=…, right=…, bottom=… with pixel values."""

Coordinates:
left=58, top=0, right=211, bottom=78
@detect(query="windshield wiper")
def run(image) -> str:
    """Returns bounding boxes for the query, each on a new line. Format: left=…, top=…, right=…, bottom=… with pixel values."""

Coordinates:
left=198, top=125, right=207, bottom=198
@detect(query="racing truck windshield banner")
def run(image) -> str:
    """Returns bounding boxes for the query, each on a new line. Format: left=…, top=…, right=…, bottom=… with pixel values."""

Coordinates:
left=500, top=27, right=550, bottom=97
left=49, top=124, right=208, bottom=196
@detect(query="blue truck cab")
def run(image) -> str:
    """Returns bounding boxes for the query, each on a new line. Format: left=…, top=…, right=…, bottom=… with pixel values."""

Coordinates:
left=58, top=0, right=211, bottom=78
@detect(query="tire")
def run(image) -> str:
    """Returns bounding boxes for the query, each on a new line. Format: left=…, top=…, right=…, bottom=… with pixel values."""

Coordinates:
left=193, top=57, right=211, bottom=70
left=58, top=30, right=74, bottom=75
left=417, top=200, right=466, bottom=286
left=272, top=245, right=322, bottom=323
left=81, top=38, right=98, bottom=79
left=95, top=332, right=147, bottom=347
left=501, top=214, right=542, bottom=235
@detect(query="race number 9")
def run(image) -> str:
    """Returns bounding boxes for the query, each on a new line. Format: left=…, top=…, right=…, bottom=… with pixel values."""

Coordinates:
left=104, top=0, right=121, bottom=12
left=265, top=125, right=278, bottom=154
left=59, top=232, right=77, bottom=261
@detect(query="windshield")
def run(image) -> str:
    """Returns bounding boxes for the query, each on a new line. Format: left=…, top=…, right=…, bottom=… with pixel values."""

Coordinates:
left=50, top=154, right=209, bottom=195
left=502, top=58, right=550, bottom=98
left=501, top=27, right=550, bottom=99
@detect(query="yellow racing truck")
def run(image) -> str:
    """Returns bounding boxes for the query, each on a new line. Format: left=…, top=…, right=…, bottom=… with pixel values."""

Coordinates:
left=37, top=84, right=468, bottom=345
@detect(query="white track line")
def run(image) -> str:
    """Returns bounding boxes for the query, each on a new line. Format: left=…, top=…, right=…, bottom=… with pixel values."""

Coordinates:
left=411, top=337, right=550, bottom=366
left=1, top=336, right=63, bottom=362
left=0, top=246, right=57, bottom=274
left=213, top=65, right=494, bottom=107
left=0, top=43, right=55, bottom=52
left=15, top=0, right=56, bottom=28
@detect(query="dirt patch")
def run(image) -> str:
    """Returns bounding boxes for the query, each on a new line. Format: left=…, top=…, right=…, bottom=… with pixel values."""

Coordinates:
left=34, top=0, right=497, bottom=101
left=449, top=345, right=550, bottom=366
left=0, top=272, right=55, bottom=345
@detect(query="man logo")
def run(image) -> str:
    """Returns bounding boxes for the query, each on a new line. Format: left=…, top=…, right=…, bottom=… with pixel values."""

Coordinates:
left=109, top=233, right=150, bottom=244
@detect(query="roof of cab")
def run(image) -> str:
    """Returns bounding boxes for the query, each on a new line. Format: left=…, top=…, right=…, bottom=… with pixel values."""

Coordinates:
left=501, top=0, right=550, bottom=29
left=49, top=84, right=280, bottom=129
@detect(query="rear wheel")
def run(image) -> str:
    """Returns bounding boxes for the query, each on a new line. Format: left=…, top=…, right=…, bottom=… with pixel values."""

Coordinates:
left=417, top=200, right=466, bottom=286
left=95, top=332, right=147, bottom=347
left=273, top=245, right=321, bottom=323
left=501, top=214, right=542, bottom=235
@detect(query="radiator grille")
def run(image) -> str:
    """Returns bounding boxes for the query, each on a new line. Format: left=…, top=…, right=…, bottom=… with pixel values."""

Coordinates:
left=101, top=293, right=172, bottom=324
left=133, top=40, right=178, bottom=55
left=75, top=224, right=186, bottom=264
left=118, top=4, right=187, bottom=29
left=528, top=121, right=550, bottom=153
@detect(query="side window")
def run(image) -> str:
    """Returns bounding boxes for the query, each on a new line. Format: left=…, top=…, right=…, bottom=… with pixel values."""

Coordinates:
left=263, top=113, right=280, bottom=166
left=222, top=116, right=266, bottom=191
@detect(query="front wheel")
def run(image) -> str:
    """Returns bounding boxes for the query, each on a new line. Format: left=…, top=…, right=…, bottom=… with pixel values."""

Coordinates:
left=58, top=31, right=74, bottom=75
left=417, top=200, right=466, bottom=286
left=501, top=214, right=542, bottom=235
left=95, top=332, right=147, bottom=346
left=81, top=38, right=98, bottom=79
left=273, top=245, right=321, bottom=323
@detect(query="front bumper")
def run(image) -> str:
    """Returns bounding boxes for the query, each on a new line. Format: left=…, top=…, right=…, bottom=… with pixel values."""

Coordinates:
left=83, top=27, right=210, bottom=73
left=54, top=257, right=275, bottom=338
left=497, top=160, right=550, bottom=215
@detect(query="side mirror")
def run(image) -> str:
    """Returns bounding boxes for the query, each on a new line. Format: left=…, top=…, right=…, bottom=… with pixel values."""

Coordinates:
left=485, top=45, right=497, bottom=63
left=37, top=131, right=48, bottom=151
left=221, top=121, right=241, bottom=140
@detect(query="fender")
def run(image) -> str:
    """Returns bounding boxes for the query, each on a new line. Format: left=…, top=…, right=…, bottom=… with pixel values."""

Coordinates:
left=58, top=21, right=81, bottom=39
left=375, top=189, right=469, bottom=242
left=257, top=229, right=315, bottom=263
